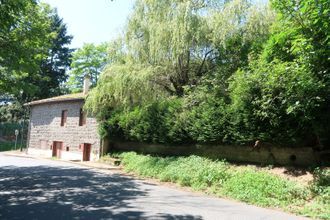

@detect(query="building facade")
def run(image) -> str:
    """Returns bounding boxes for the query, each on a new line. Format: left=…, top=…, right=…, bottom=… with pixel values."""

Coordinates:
left=25, top=78, right=101, bottom=161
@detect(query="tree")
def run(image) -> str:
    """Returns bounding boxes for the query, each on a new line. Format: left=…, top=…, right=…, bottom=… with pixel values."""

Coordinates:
left=35, top=12, right=73, bottom=99
left=86, top=0, right=275, bottom=114
left=228, top=0, right=330, bottom=146
left=68, top=43, right=109, bottom=92
left=1, top=1, right=73, bottom=103
left=0, top=1, right=55, bottom=101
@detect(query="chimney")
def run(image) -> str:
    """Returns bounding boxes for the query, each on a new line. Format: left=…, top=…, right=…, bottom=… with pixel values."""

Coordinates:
left=83, top=75, right=91, bottom=95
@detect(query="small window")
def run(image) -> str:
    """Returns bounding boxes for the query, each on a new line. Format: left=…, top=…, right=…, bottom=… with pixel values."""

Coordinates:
left=61, top=110, right=68, bottom=126
left=79, top=108, right=87, bottom=126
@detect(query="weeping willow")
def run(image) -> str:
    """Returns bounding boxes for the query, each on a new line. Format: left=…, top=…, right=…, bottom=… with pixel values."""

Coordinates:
left=86, top=0, right=275, bottom=116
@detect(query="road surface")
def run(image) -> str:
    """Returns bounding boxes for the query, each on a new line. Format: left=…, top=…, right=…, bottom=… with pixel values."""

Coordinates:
left=0, top=154, right=307, bottom=220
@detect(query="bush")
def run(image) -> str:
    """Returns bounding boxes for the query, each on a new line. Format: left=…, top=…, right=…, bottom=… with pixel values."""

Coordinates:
left=228, top=60, right=326, bottom=146
left=185, top=92, right=228, bottom=143
left=310, top=168, right=330, bottom=201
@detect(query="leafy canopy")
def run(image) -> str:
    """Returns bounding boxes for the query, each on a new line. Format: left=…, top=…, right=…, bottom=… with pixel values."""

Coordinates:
left=68, top=43, right=109, bottom=93
left=0, top=1, right=55, bottom=98
left=86, top=0, right=274, bottom=113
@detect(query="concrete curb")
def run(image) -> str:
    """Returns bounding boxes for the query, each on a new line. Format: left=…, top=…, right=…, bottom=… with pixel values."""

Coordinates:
left=2, top=151, right=35, bottom=159
left=1, top=151, right=122, bottom=171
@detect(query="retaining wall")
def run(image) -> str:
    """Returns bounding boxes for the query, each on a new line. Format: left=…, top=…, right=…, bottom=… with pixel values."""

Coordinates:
left=109, top=141, right=320, bottom=166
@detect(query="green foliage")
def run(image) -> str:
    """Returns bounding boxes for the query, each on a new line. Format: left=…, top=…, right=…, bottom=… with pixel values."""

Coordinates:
left=37, top=12, right=73, bottom=99
left=68, top=43, right=109, bottom=92
left=115, top=152, right=329, bottom=218
left=103, top=95, right=231, bottom=144
left=226, top=0, right=330, bottom=146
left=0, top=141, right=15, bottom=152
left=87, top=0, right=328, bottom=147
left=86, top=0, right=274, bottom=110
left=1, top=1, right=73, bottom=103
left=0, top=123, right=21, bottom=137
left=0, top=122, right=27, bottom=152
left=310, top=168, right=330, bottom=198
left=158, top=156, right=230, bottom=190
left=0, top=102, right=25, bottom=123
left=0, top=1, right=56, bottom=98
left=222, top=169, right=307, bottom=207
left=105, top=98, right=190, bottom=144
left=185, top=90, right=228, bottom=143
left=85, top=62, right=160, bottom=113
left=120, top=152, right=230, bottom=190
left=228, top=60, right=325, bottom=145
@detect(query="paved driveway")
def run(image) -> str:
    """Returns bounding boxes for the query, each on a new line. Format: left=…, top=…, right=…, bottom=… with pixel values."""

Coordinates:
left=0, top=154, right=307, bottom=220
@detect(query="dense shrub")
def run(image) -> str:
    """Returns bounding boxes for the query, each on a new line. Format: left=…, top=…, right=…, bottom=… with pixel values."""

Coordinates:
left=104, top=95, right=232, bottom=144
left=228, top=60, right=326, bottom=146
left=106, top=99, right=190, bottom=144
left=185, top=92, right=229, bottom=143
left=101, top=69, right=328, bottom=146
left=310, top=168, right=330, bottom=203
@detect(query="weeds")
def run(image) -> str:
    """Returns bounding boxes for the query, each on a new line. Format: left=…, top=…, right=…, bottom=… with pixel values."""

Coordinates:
left=113, top=152, right=330, bottom=219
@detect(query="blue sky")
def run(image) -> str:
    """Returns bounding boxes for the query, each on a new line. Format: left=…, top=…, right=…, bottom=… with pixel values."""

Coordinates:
left=42, top=0, right=135, bottom=49
left=41, top=0, right=268, bottom=49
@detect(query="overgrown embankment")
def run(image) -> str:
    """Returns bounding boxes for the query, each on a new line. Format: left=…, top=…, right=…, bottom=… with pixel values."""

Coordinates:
left=104, top=152, right=330, bottom=220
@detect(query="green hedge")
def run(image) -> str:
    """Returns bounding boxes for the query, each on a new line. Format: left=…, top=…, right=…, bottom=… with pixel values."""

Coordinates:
left=102, top=90, right=329, bottom=146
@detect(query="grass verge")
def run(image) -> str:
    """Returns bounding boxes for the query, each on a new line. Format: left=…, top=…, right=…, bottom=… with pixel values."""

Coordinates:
left=104, top=152, right=329, bottom=220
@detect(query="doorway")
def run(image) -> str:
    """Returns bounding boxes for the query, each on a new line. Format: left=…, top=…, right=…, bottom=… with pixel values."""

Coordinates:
left=52, top=141, right=63, bottom=158
left=82, top=143, right=91, bottom=161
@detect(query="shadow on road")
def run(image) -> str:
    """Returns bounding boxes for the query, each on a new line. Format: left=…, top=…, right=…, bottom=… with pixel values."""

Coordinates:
left=0, top=164, right=202, bottom=220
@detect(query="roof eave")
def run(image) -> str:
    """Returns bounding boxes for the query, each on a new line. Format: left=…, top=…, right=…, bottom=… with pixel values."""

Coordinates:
left=24, top=97, right=85, bottom=107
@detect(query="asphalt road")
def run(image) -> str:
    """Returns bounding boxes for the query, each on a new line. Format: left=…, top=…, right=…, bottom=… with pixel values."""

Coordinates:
left=0, top=154, right=308, bottom=220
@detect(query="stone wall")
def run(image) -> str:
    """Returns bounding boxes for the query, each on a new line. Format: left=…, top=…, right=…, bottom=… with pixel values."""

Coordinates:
left=28, top=100, right=100, bottom=161
left=110, top=141, right=320, bottom=166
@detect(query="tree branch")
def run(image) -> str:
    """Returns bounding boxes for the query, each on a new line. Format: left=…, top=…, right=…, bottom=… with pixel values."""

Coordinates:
left=196, top=49, right=213, bottom=77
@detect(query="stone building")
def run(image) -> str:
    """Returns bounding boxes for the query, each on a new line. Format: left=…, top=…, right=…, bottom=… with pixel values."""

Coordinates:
left=25, top=78, right=101, bottom=161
